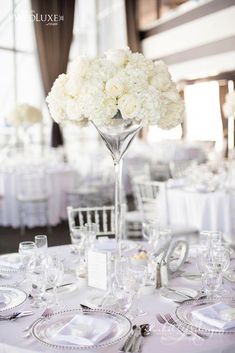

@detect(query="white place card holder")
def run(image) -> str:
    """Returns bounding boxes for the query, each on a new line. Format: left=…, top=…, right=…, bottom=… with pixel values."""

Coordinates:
left=87, top=250, right=108, bottom=290
left=166, top=240, right=189, bottom=273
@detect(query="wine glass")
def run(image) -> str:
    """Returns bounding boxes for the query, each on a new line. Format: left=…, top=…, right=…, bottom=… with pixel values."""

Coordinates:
left=35, top=235, right=48, bottom=259
left=30, top=259, right=47, bottom=308
left=84, top=223, right=98, bottom=247
left=46, top=255, right=64, bottom=307
left=18, top=241, right=36, bottom=272
left=70, top=226, right=86, bottom=253
left=113, top=257, right=133, bottom=312
left=128, top=265, right=146, bottom=317
left=202, top=269, right=223, bottom=298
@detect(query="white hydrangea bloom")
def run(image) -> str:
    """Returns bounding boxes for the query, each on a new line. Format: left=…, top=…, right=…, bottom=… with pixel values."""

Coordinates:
left=7, top=103, right=42, bottom=127
left=46, top=48, right=184, bottom=129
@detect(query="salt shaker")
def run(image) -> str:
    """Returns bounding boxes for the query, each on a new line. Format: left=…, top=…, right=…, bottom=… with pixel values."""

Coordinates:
left=155, top=262, right=162, bottom=289
left=160, top=259, right=168, bottom=286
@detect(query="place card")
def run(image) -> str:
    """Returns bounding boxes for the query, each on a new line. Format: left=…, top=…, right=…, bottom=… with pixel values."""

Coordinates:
left=87, top=250, right=108, bottom=290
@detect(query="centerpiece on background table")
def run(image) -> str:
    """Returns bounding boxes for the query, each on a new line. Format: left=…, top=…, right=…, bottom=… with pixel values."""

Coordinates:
left=46, top=48, right=184, bottom=250
left=7, top=103, right=42, bottom=149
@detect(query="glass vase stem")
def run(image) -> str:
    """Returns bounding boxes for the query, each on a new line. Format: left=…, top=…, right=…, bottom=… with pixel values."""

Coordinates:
left=114, top=158, right=123, bottom=250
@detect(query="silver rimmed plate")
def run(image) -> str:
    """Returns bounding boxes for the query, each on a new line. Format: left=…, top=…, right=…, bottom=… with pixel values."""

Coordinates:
left=0, top=253, right=21, bottom=273
left=0, top=286, right=27, bottom=312
left=32, top=308, right=132, bottom=350
left=176, top=297, right=235, bottom=334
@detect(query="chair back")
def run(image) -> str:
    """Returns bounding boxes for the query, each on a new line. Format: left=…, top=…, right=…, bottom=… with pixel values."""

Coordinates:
left=134, top=180, right=168, bottom=223
left=67, top=205, right=115, bottom=236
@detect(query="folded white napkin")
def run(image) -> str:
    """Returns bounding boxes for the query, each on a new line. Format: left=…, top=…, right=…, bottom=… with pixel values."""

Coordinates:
left=95, top=239, right=117, bottom=252
left=0, top=254, right=21, bottom=270
left=192, top=302, right=235, bottom=330
left=53, top=314, right=114, bottom=346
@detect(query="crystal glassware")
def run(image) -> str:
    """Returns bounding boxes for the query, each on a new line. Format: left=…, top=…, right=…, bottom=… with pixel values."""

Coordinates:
left=35, top=235, right=48, bottom=259
left=30, top=260, right=47, bottom=308
left=128, top=265, right=146, bottom=317
left=84, top=223, right=98, bottom=247
left=46, top=255, right=64, bottom=307
left=202, top=269, right=223, bottom=297
left=18, top=241, right=36, bottom=272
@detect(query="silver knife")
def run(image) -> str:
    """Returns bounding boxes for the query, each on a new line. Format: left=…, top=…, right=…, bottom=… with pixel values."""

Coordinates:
left=128, top=327, right=141, bottom=352
left=167, top=287, right=194, bottom=299
left=119, top=325, right=137, bottom=352
left=46, top=282, right=73, bottom=291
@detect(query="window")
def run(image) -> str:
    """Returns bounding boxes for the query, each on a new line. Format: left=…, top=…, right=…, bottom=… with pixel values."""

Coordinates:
left=0, top=0, right=43, bottom=125
left=184, top=81, right=223, bottom=150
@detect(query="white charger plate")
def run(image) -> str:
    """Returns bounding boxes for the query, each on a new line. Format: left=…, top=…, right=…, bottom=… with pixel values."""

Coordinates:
left=0, top=286, right=27, bottom=312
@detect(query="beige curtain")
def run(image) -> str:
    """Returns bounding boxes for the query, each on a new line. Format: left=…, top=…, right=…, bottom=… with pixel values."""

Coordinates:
left=31, top=0, right=75, bottom=147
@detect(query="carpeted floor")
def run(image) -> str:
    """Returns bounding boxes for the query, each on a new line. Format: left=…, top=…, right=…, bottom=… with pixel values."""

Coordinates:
left=0, top=221, right=70, bottom=254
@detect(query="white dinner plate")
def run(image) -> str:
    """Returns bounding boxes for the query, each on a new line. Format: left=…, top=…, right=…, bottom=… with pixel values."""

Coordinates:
left=0, top=253, right=21, bottom=273
left=0, top=286, right=27, bottom=312
left=160, top=286, right=198, bottom=302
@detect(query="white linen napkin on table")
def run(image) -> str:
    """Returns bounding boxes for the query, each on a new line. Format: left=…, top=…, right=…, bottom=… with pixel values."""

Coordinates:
left=53, top=314, right=115, bottom=346
left=192, top=302, right=235, bottom=330
left=0, top=254, right=21, bottom=270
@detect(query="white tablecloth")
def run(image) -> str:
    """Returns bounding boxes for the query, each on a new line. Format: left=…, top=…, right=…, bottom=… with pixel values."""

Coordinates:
left=0, top=164, right=76, bottom=228
left=0, top=245, right=235, bottom=353
left=165, top=187, right=235, bottom=243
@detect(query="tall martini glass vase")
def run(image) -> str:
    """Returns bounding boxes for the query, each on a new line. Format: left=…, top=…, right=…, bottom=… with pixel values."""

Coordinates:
left=93, top=111, right=142, bottom=253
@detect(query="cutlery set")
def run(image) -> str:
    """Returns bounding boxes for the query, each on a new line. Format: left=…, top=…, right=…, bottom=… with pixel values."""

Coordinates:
left=120, top=324, right=151, bottom=353
left=0, top=311, right=34, bottom=321
left=156, top=313, right=208, bottom=339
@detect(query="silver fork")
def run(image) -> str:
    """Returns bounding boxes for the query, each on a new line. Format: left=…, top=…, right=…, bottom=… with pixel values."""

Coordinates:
left=0, top=312, right=20, bottom=321
left=165, top=314, right=208, bottom=339
left=23, top=308, right=53, bottom=337
left=156, top=313, right=191, bottom=336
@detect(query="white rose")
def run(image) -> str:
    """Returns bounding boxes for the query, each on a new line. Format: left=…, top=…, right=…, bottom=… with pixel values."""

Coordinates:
left=69, top=57, right=90, bottom=77
left=118, top=94, right=140, bottom=119
left=105, top=48, right=129, bottom=67
left=105, top=77, right=125, bottom=98
left=150, top=74, right=171, bottom=92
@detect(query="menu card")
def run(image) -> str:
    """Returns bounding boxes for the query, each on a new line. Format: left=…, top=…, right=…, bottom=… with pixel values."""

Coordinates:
left=87, top=250, right=108, bottom=290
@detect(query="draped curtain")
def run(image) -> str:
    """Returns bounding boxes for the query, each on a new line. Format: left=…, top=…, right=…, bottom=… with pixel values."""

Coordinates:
left=125, top=0, right=141, bottom=52
left=31, top=0, right=75, bottom=147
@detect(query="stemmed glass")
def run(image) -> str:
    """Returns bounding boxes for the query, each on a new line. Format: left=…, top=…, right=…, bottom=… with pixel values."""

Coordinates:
left=70, top=226, right=86, bottom=254
left=46, top=255, right=64, bottom=307
left=113, top=257, right=133, bottom=312
left=128, top=265, right=146, bottom=317
left=30, top=259, right=47, bottom=308
left=35, top=235, right=48, bottom=260
left=84, top=223, right=98, bottom=247
left=18, top=241, right=36, bottom=276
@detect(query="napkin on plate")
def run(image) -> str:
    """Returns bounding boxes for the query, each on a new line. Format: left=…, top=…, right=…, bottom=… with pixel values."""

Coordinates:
left=53, top=314, right=115, bottom=346
left=192, top=302, right=235, bottom=330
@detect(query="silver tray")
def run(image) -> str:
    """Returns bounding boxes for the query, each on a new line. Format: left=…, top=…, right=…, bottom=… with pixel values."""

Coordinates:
left=0, top=285, right=27, bottom=312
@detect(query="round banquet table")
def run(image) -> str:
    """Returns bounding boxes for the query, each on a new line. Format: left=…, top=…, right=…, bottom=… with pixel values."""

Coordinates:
left=165, top=187, right=235, bottom=243
left=0, top=244, right=235, bottom=353
left=0, top=163, right=76, bottom=228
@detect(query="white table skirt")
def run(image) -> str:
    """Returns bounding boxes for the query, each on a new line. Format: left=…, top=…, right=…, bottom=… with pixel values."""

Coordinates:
left=0, top=245, right=235, bottom=353
left=0, top=165, right=76, bottom=228
left=165, top=188, right=235, bottom=242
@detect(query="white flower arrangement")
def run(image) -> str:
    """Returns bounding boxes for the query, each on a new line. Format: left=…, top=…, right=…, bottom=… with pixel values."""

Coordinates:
left=223, top=91, right=235, bottom=118
left=46, top=48, right=184, bottom=129
left=7, top=103, right=42, bottom=127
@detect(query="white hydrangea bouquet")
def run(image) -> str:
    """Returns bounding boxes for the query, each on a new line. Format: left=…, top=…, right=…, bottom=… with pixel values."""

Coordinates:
left=46, top=48, right=184, bottom=129
left=7, top=103, right=42, bottom=127
left=47, top=48, right=184, bottom=249
left=223, top=91, right=235, bottom=118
